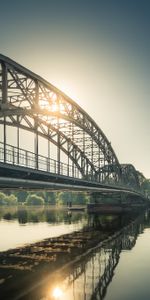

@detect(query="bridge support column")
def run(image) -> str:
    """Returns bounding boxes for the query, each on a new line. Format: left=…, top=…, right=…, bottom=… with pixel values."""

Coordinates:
left=67, top=147, right=70, bottom=177
left=57, top=133, right=60, bottom=175
left=34, top=119, right=39, bottom=170
left=3, top=117, right=6, bottom=163
left=89, top=192, right=103, bottom=204
left=34, top=132, right=38, bottom=169
left=2, top=62, right=7, bottom=163
left=17, top=116, right=20, bottom=164
left=2, top=62, right=7, bottom=105
left=47, top=130, right=50, bottom=172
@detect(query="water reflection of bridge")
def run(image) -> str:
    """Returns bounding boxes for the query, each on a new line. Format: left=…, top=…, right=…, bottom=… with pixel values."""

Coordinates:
left=51, top=214, right=143, bottom=300
left=0, top=211, right=145, bottom=300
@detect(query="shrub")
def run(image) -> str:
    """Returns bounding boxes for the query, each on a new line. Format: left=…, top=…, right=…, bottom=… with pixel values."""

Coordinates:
left=5, top=194, right=17, bottom=205
left=25, top=194, right=45, bottom=205
left=0, top=192, right=7, bottom=205
left=0, top=192, right=17, bottom=205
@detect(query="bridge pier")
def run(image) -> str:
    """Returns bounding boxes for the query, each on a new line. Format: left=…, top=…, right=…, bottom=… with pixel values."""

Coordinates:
left=89, top=192, right=122, bottom=204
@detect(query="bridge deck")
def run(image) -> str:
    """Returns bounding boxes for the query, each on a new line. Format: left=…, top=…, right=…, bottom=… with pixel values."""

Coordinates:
left=0, top=162, right=144, bottom=197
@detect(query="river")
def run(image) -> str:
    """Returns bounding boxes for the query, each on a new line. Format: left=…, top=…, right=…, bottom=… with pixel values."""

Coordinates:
left=0, top=206, right=87, bottom=251
left=0, top=206, right=150, bottom=300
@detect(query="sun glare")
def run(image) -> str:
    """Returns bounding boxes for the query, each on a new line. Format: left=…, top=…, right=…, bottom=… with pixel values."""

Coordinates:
left=51, top=103, right=58, bottom=112
left=39, top=99, right=49, bottom=108
left=52, top=286, right=63, bottom=299
left=39, top=98, right=66, bottom=113
left=57, top=80, right=78, bottom=101
left=39, top=99, right=58, bottom=112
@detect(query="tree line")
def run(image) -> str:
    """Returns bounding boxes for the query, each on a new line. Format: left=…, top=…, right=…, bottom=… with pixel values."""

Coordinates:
left=0, top=190, right=90, bottom=205
left=0, top=178, right=149, bottom=206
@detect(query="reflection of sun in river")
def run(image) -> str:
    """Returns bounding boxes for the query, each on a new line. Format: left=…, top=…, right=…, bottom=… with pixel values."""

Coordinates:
left=52, top=286, right=63, bottom=299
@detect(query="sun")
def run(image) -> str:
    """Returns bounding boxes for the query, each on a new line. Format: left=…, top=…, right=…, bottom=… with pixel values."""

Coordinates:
left=52, top=286, right=63, bottom=299
left=39, top=99, right=49, bottom=109
left=39, top=93, right=58, bottom=112
left=56, top=80, right=78, bottom=101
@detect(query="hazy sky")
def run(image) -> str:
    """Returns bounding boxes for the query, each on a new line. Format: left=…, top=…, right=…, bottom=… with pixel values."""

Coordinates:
left=0, top=0, right=150, bottom=177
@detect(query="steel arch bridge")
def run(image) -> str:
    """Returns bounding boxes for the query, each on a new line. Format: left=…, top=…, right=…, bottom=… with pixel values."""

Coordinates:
left=0, top=54, right=145, bottom=193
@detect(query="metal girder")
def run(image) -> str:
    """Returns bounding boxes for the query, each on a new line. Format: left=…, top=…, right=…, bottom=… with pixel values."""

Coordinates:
left=0, top=54, right=143, bottom=189
left=120, top=164, right=141, bottom=189
left=0, top=112, right=96, bottom=177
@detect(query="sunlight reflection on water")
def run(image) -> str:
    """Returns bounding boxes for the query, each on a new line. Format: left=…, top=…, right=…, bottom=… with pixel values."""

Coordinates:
left=0, top=206, right=86, bottom=251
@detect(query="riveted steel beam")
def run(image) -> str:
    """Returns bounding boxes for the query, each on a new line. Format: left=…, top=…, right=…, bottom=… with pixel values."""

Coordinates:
left=0, top=54, right=143, bottom=190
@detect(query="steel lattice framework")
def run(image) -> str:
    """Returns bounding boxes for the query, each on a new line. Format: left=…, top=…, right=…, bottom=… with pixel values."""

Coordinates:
left=0, top=54, right=143, bottom=190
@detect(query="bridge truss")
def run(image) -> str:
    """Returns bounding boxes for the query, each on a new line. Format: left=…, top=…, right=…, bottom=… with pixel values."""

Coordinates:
left=0, top=54, right=144, bottom=191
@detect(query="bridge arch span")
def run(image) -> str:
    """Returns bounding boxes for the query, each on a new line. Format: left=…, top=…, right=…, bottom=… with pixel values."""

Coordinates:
left=0, top=54, right=121, bottom=182
left=0, top=54, right=144, bottom=194
left=120, top=164, right=141, bottom=190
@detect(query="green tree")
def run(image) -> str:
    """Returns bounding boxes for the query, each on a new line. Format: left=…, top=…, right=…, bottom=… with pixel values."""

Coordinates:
left=0, top=192, right=18, bottom=205
left=0, top=192, right=7, bottom=205
left=25, top=194, right=45, bottom=205
left=5, top=194, right=17, bottom=205
left=56, top=191, right=89, bottom=205
left=56, top=192, right=71, bottom=205
left=46, top=192, right=56, bottom=205
left=14, top=191, right=29, bottom=203
left=75, top=192, right=90, bottom=204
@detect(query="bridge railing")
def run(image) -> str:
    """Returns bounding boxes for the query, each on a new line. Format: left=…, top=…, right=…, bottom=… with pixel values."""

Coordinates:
left=0, top=142, right=145, bottom=195
left=0, top=142, right=81, bottom=179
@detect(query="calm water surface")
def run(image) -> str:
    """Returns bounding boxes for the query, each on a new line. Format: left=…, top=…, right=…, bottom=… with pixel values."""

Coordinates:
left=104, top=225, right=150, bottom=300
left=0, top=206, right=86, bottom=251
left=1, top=206, right=150, bottom=300
left=40, top=210, right=150, bottom=300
